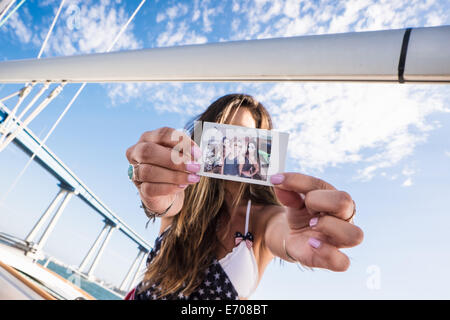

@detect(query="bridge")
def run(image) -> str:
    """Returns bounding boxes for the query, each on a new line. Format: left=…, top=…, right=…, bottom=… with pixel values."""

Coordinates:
left=0, top=101, right=151, bottom=294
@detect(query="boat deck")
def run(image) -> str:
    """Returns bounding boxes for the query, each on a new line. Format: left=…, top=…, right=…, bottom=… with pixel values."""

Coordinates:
left=0, top=239, right=93, bottom=300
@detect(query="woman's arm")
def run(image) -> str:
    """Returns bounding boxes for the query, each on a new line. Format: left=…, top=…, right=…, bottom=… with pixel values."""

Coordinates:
left=264, top=210, right=294, bottom=262
left=264, top=172, right=364, bottom=271
left=126, top=127, right=202, bottom=234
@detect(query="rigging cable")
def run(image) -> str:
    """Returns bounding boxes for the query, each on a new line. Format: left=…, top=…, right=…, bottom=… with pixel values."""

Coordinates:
left=0, top=0, right=26, bottom=28
left=37, top=0, right=66, bottom=59
left=0, top=0, right=16, bottom=25
left=0, top=0, right=65, bottom=140
left=0, top=0, right=147, bottom=206
left=0, top=82, right=34, bottom=143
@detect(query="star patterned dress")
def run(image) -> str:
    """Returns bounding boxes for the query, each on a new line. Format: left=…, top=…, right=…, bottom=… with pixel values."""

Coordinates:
left=126, top=228, right=239, bottom=300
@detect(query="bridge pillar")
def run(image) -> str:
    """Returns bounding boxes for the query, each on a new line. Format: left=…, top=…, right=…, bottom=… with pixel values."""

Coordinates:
left=34, top=190, right=73, bottom=252
left=119, top=248, right=145, bottom=292
left=78, top=222, right=110, bottom=273
left=86, top=223, right=115, bottom=279
left=127, top=249, right=148, bottom=291
left=25, top=188, right=66, bottom=244
left=25, top=184, right=74, bottom=258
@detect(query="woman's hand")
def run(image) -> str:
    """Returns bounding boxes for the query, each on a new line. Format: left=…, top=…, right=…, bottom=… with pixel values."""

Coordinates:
left=270, top=172, right=364, bottom=271
left=125, top=127, right=202, bottom=216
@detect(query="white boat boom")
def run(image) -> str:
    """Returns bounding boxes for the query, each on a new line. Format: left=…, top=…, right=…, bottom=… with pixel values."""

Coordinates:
left=0, top=25, right=448, bottom=83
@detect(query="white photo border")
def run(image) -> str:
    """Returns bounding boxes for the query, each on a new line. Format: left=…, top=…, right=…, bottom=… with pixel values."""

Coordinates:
left=196, top=121, right=289, bottom=186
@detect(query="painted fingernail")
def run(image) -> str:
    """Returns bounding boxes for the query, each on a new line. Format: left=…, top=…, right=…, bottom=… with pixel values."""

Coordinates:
left=270, top=173, right=285, bottom=185
left=308, top=237, right=321, bottom=249
left=188, top=173, right=200, bottom=183
left=191, top=145, right=202, bottom=160
left=309, top=217, right=319, bottom=228
left=186, top=162, right=201, bottom=173
left=179, top=184, right=188, bottom=188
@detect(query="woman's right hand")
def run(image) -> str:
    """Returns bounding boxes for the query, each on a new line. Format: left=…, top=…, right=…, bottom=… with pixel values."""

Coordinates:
left=125, top=127, right=202, bottom=217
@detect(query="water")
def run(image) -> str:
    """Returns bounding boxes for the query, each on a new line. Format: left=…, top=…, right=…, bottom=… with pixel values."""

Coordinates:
left=37, top=259, right=123, bottom=300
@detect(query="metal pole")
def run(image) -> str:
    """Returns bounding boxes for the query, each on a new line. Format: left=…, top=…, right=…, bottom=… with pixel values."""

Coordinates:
left=127, top=249, right=147, bottom=292
left=78, top=222, right=110, bottom=273
left=0, top=25, right=448, bottom=83
left=86, top=224, right=115, bottom=279
left=0, top=82, right=66, bottom=153
left=25, top=188, right=65, bottom=244
left=34, top=190, right=73, bottom=251
left=0, top=1, right=16, bottom=21
left=119, top=249, right=144, bottom=291
left=0, top=0, right=15, bottom=23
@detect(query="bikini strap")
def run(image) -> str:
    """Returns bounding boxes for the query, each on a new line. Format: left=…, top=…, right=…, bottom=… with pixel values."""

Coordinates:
left=244, top=199, right=251, bottom=234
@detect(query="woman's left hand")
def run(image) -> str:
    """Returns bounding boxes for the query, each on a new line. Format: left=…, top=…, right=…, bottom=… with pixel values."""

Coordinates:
left=270, top=172, right=364, bottom=271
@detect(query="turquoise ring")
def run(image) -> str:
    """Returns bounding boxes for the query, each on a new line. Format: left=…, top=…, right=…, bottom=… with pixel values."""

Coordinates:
left=128, top=164, right=134, bottom=181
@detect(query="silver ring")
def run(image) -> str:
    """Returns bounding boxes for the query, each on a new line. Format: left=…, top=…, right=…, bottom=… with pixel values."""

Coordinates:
left=345, top=200, right=356, bottom=222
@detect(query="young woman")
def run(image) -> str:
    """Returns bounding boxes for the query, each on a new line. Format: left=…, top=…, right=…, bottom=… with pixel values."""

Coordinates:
left=125, top=94, right=363, bottom=300
left=240, top=142, right=260, bottom=179
left=221, top=136, right=239, bottom=177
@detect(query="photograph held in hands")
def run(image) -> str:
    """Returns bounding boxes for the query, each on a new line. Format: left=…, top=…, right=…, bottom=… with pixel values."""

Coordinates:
left=197, top=121, right=289, bottom=186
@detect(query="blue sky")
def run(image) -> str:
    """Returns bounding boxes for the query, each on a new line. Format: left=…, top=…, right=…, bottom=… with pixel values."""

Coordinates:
left=1, top=0, right=450, bottom=299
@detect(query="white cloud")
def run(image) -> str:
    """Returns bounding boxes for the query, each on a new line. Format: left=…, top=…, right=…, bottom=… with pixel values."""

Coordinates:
left=283, top=0, right=301, bottom=19
left=228, top=0, right=450, bottom=39
left=156, top=21, right=207, bottom=47
left=400, top=166, right=415, bottom=187
left=39, top=0, right=144, bottom=107
left=103, top=0, right=450, bottom=182
left=232, top=0, right=240, bottom=12
left=1, top=10, right=32, bottom=44
left=402, top=178, right=413, bottom=187
left=166, top=3, right=189, bottom=20
left=44, top=0, right=142, bottom=56
left=155, top=0, right=220, bottom=47
left=445, top=151, right=450, bottom=158
left=402, top=167, right=416, bottom=177
left=217, top=0, right=450, bottom=180
left=251, top=83, right=449, bottom=179
left=106, top=82, right=226, bottom=116
left=192, top=0, right=201, bottom=22
left=156, top=12, right=166, bottom=23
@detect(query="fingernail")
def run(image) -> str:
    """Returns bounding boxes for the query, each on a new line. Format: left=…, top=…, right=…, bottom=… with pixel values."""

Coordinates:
left=191, top=145, right=202, bottom=160
left=308, top=237, right=321, bottom=249
left=188, top=173, right=200, bottom=183
left=179, top=184, right=188, bottom=188
left=186, top=162, right=201, bottom=173
left=309, top=217, right=319, bottom=228
left=270, top=173, right=285, bottom=185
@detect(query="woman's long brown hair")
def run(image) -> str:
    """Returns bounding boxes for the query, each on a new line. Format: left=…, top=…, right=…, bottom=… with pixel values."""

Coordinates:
left=139, top=94, right=280, bottom=297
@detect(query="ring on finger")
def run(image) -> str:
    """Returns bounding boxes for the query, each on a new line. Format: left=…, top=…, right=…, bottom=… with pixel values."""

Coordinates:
left=128, top=163, right=141, bottom=182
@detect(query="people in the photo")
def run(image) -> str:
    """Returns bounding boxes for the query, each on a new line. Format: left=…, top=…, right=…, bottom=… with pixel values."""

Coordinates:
left=235, top=137, right=246, bottom=174
left=204, top=138, right=222, bottom=173
left=240, top=142, right=260, bottom=179
left=222, top=136, right=239, bottom=176
left=257, top=140, right=270, bottom=180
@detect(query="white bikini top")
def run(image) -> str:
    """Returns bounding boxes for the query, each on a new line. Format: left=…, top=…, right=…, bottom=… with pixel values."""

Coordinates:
left=219, top=200, right=259, bottom=299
